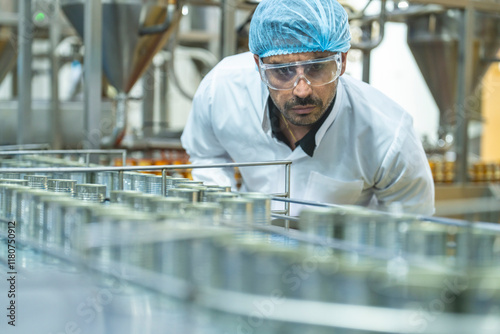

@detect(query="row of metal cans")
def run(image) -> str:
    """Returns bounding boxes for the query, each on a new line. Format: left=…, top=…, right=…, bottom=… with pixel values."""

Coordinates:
left=298, top=206, right=500, bottom=268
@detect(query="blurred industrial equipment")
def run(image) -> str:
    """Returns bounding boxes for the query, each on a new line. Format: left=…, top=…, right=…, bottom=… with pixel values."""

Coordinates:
left=60, top=0, right=185, bottom=148
left=0, top=150, right=499, bottom=333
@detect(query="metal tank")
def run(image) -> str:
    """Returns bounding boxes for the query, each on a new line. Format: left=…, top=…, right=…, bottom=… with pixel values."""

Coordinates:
left=60, top=0, right=183, bottom=147
left=0, top=0, right=17, bottom=85
left=61, top=0, right=180, bottom=94
left=407, top=9, right=500, bottom=138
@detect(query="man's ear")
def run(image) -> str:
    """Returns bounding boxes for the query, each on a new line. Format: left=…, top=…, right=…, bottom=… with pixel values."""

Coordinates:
left=340, top=52, right=348, bottom=76
left=253, top=54, right=260, bottom=68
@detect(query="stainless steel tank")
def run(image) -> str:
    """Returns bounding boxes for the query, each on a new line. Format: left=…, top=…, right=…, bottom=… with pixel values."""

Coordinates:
left=60, top=0, right=180, bottom=94
left=0, top=0, right=17, bottom=85
left=407, top=9, right=500, bottom=137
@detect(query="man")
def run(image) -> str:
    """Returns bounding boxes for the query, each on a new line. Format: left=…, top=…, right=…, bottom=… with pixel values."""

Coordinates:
left=181, top=0, right=435, bottom=215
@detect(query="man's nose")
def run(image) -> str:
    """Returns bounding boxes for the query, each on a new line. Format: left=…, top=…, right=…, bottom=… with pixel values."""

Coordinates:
left=292, top=75, right=313, bottom=98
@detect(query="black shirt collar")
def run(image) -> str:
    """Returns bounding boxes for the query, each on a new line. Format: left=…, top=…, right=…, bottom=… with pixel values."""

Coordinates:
left=268, top=96, right=335, bottom=157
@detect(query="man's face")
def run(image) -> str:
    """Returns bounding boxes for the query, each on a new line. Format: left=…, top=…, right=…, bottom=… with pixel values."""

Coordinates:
left=255, top=51, right=347, bottom=127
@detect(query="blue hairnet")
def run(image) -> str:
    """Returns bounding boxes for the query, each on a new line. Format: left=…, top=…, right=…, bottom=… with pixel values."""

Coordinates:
left=249, top=0, right=351, bottom=58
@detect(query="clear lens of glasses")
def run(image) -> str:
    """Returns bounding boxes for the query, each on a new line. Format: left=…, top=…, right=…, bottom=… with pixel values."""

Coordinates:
left=259, top=53, right=341, bottom=90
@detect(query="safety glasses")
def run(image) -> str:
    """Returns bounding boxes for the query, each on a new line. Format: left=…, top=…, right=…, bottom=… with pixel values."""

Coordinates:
left=258, top=53, right=342, bottom=91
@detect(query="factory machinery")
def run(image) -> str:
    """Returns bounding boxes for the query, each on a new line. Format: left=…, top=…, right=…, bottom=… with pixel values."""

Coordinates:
left=2, top=0, right=500, bottom=212
left=0, top=150, right=499, bottom=333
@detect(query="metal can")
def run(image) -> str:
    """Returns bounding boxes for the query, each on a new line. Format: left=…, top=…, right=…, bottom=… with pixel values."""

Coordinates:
left=75, top=184, right=106, bottom=203
left=0, top=184, right=28, bottom=220
left=40, top=196, right=77, bottom=248
left=218, top=197, right=253, bottom=225
left=145, top=174, right=163, bottom=195
left=14, top=188, right=47, bottom=241
left=24, top=175, right=48, bottom=190
left=145, top=196, right=188, bottom=217
left=455, top=226, right=500, bottom=267
left=47, top=179, right=77, bottom=196
left=239, top=192, right=272, bottom=225
left=170, top=188, right=200, bottom=203
left=183, top=202, right=222, bottom=226
left=205, top=191, right=238, bottom=203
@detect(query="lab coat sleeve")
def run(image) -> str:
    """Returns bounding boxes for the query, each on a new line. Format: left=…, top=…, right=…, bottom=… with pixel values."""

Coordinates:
left=373, top=113, right=435, bottom=216
left=180, top=72, right=237, bottom=188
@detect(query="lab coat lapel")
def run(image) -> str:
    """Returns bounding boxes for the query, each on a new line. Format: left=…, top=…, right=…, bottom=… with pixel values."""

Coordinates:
left=260, top=83, right=272, bottom=135
left=287, top=147, right=308, bottom=160
left=315, top=79, right=344, bottom=147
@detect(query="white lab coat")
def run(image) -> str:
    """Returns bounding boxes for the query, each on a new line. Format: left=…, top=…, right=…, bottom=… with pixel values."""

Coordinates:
left=181, top=52, right=435, bottom=216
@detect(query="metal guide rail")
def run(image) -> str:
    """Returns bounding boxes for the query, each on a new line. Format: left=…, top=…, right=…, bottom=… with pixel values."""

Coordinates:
left=0, top=148, right=128, bottom=166
left=0, top=159, right=292, bottom=198
left=0, top=143, right=51, bottom=151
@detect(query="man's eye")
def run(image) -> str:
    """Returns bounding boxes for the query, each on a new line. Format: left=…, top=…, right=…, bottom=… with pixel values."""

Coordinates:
left=272, top=67, right=295, bottom=79
left=308, top=63, right=325, bottom=73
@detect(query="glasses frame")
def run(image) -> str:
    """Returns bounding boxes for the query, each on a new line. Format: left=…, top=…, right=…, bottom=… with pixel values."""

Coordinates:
left=258, top=53, right=342, bottom=91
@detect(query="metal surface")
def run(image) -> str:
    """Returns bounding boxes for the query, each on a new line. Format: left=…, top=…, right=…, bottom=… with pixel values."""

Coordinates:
left=50, top=0, right=63, bottom=149
left=455, top=6, right=476, bottom=184
left=221, top=0, right=237, bottom=58
left=142, top=64, right=155, bottom=138
left=17, top=0, right=33, bottom=145
left=101, top=92, right=127, bottom=147
left=83, top=0, right=102, bottom=149
left=47, top=178, right=77, bottom=195
left=158, top=53, right=169, bottom=130
left=75, top=183, right=106, bottom=202
left=0, top=143, right=51, bottom=150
